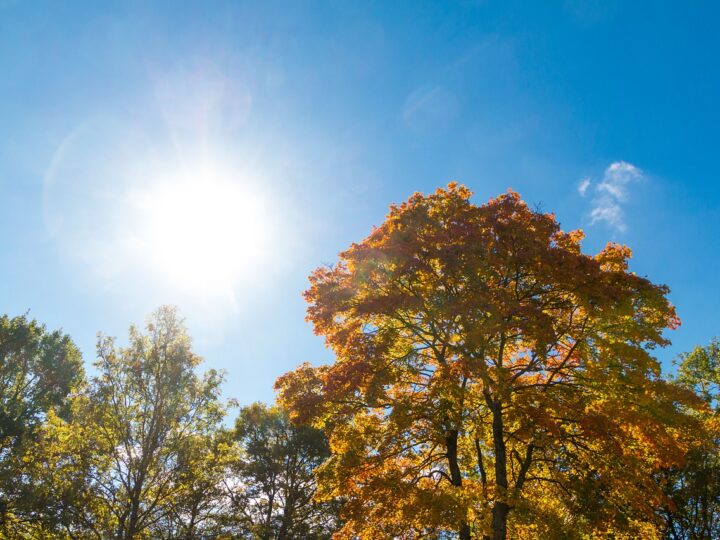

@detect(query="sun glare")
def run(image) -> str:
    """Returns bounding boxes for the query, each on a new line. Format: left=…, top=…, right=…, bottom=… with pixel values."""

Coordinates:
left=131, top=174, right=270, bottom=297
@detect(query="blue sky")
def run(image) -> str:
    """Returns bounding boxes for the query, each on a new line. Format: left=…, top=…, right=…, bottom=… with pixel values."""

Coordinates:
left=1, top=1, right=718, bottom=405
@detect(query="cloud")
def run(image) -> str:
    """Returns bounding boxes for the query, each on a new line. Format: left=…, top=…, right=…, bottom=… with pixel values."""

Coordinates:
left=582, top=161, right=643, bottom=232
left=578, top=177, right=591, bottom=196
left=597, top=161, right=642, bottom=201
left=589, top=200, right=624, bottom=231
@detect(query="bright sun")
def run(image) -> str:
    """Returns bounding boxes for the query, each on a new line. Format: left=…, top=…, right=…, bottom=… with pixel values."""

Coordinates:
left=131, top=174, right=270, bottom=297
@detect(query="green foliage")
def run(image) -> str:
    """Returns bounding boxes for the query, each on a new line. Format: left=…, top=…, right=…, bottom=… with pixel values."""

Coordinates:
left=658, top=340, right=720, bottom=540
left=231, top=403, right=338, bottom=539
left=0, top=313, right=83, bottom=447
left=0, top=308, right=338, bottom=539
left=80, top=306, right=228, bottom=538
left=153, top=429, right=239, bottom=539
left=0, top=314, right=83, bottom=535
left=677, top=339, right=720, bottom=410
left=10, top=307, right=230, bottom=539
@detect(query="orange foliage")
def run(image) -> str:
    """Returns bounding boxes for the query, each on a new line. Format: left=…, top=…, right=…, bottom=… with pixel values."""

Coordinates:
left=277, top=185, right=701, bottom=539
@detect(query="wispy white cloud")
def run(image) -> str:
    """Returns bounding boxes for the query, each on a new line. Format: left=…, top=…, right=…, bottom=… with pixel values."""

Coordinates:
left=578, top=177, right=591, bottom=196
left=589, top=200, right=624, bottom=231
left=597, top=161, right=642, bottom=201
left=582, top=161, right=643, bottom=232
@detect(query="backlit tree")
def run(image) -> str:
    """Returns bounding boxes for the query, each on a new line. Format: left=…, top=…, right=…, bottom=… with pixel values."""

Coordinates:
left=277, top=185, right=700, bottom=539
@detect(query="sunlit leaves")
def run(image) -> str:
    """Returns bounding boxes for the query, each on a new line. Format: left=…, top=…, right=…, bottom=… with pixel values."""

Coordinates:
left=278, top=184, right=700, bottom=539
left=0, top=315, right=84, bottom=534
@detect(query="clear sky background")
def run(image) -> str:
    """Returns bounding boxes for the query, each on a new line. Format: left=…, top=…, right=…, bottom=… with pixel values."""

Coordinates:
left=1, top=1, right=718, bottom=405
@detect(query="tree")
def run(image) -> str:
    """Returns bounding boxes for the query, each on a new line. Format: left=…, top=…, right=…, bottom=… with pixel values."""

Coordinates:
left=230, top=403, right=338, bottom=539
left=21, top=306, right=229, bottom=539
left=276, top=185, right=701, bottom=539
left=89, top=306, right=228, bottom=539
left=0, top=314, right=83, bottom=534
left=154, top=430, right=238, bottom=539
left=676, top=339, right=720, bottom=411
left=9, top=403, right=106, bottom=538
left=659, top=340, right=720, bottom=540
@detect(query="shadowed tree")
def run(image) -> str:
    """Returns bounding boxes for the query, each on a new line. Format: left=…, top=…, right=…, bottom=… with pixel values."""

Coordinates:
left=277, top=185, right=701, bottom=539
left=230, top=403, right=338, bottom=539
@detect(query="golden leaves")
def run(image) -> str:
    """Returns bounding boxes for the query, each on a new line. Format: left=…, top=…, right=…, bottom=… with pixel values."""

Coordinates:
left=278, top=184, right=699, bottom=538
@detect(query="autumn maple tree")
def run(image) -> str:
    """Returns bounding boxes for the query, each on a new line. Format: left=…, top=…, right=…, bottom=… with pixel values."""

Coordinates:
left=277, top=184, right=701, bottom=539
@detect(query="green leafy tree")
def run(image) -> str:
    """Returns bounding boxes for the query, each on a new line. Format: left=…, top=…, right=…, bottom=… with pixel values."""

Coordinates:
left=0, top=314, right=83, bottom=534
left=231, top=403, right=338, bottom=539
left=659, top=340, right=720, bottom=540
left=677, top=339, right=720, bottom=410
left=87, top=306, right=227, bottom=539
left=18, top=307, right=228, bottom=539
left=10, top=403, right=104, bottom=538
left=155, top=429, right=239, bottom=539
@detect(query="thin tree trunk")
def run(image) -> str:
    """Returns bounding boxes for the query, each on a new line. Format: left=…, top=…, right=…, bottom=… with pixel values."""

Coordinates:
left=446, top=429, right=471, bottom=540
left=491, top=399, right=509, bottom=540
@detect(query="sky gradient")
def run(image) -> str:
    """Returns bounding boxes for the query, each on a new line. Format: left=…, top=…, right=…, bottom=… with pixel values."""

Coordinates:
left=1, top=1, right=718, bottom=404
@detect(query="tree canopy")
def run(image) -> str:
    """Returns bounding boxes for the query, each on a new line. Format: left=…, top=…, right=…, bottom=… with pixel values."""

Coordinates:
left=277, top=184, right=703, bottom=539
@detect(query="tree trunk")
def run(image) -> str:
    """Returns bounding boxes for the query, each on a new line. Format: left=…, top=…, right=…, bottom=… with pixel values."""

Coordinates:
left=491, top=502, right=509, bottom=540
left=491, top=399, right=509, bottom=540
left=124, top=476, right=145, bottom=540
left=278, top=492, right=293, bottom=540
left=446, top=429, right=471, bottom=540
